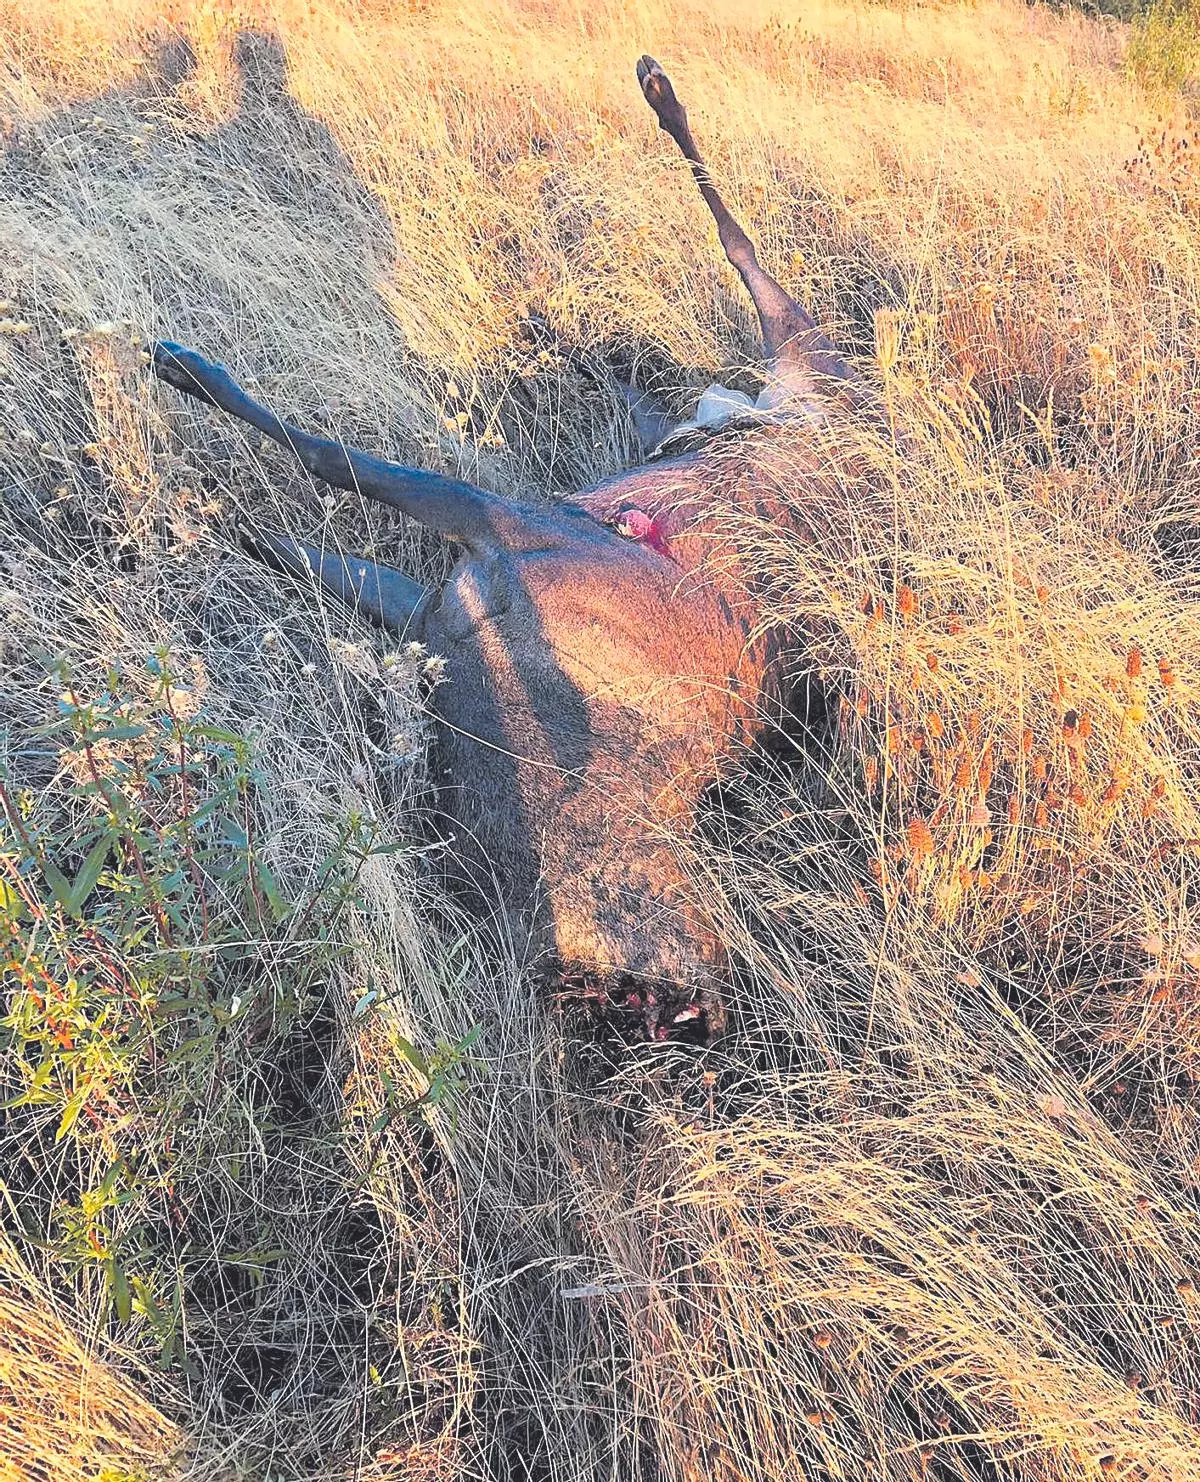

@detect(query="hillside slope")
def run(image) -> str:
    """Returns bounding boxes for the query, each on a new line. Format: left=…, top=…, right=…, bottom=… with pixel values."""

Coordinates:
left=3, top=2, right=1200, bottom=1480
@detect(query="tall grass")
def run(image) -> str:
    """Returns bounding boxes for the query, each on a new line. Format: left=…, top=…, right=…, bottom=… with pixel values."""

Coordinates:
left=3, top=0, right=1200, bottom=1478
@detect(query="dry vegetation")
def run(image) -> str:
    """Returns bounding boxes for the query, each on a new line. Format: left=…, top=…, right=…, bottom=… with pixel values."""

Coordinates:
left=3, top=0, right=1200, bottom=1478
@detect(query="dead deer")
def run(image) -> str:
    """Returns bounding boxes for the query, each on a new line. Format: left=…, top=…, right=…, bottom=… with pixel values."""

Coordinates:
left=151, top=57, right=861, bottom=1028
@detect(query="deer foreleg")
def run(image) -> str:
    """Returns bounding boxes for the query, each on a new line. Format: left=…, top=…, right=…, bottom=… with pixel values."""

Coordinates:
left=239, top=527, right=430, bottom=634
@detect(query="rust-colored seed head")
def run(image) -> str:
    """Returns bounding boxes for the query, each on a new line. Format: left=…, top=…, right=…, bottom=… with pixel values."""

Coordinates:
left=1035, top=803, right=1050, bottom=827
left=1008, top=793, right=1020, bottom=824
left=908, top=817, right=935, bottom=857
left=978, top=744, right=994, bottom=796
left=954, top=755, right=973, bottom=791
left=1152, top=776, right=1167, bottom=798
left=1069, top=783, right=1087, bottom=806
left=1036, top=585, right=1049, bottom=605
left=1159, top=657, right=1177, bottom=688
left=926, top=651, right=939, bottom=672
left=947, top=614, right=964, bottom=635
left=864, top=756, right=879, bottom=795
left=1078, top=712, right=1093, bottom=739
left=958, top=865, right=976, bottom=889
left=1127, top=646, right=1143, bottom=679
left=1021, top=727, right=1034, bottom=753
left=812, top=1330, right=834, bottom=1350
left=1032, top=754, right=1048, bottom=781
left=898, top=584, right=917, bottom=619
left=927, top=711, right=945, bottom=740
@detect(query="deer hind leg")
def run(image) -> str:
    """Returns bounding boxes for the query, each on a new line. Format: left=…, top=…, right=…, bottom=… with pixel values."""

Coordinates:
left=636, top=56, right=858, bottom=406
left=152, top=341, right=551, bottom=553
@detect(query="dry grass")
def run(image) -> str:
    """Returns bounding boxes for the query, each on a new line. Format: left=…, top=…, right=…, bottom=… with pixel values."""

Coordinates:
left=0, top=1239, right=183, bottom=1481
left=3, top=0, right=1200, bottom=1478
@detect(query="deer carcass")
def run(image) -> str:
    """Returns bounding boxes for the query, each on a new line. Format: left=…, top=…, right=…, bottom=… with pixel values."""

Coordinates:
left=151, top=57, right=860, bottom=1021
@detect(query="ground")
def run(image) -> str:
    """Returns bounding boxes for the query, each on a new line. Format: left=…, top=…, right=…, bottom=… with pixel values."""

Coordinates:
left=2, top=1, right=1200, bottom=1479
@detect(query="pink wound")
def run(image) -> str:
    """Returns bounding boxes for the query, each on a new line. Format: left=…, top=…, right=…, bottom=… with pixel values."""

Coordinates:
left=615, top=507, right=671, bottom=557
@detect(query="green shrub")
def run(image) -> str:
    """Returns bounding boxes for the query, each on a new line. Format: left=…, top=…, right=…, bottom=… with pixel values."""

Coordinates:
left=1127, top=0, right=1200, bottom=96
left=0, top=649, right=377, bottom=1360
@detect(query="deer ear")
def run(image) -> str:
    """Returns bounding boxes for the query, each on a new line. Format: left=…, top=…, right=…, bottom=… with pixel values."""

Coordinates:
left=239, top=526, right=429, bottom=634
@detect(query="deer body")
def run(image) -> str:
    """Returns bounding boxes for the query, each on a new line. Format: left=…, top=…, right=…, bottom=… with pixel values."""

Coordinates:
left=152, top=58, right=858, bottom=1004
left=423, top=449, right=782, bottom=985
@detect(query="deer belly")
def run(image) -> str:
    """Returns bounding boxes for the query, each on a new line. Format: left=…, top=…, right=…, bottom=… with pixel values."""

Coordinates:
left=423, top=630, right=727, bottom=984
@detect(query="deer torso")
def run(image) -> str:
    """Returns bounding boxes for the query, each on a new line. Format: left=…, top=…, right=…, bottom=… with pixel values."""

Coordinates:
left=418, top=439, right=788, bottom=986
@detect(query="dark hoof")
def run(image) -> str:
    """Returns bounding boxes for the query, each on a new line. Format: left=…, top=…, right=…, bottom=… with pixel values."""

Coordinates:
left=150, top=340, right=221, bottom=406
left=636, top=54, right=683, bottom=130
left=635, top=54, right=658, bottom=89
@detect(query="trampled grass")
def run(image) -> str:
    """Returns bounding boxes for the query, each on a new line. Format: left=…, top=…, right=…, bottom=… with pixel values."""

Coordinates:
left=3, top=1, right=1200, bottom=1478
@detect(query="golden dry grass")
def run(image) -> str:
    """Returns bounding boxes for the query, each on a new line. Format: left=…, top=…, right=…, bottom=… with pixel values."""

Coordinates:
left=4, top=0, right=1200, bottom=1479
left=0, top=1243, right=183, bottom=1482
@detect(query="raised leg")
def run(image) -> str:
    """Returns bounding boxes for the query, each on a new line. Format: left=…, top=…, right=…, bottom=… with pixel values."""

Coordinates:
left=636, top=57, right=858, bottom=401
left=239, top=526, right=430, bottom=634
left=152, top=342, right=556, bottom=554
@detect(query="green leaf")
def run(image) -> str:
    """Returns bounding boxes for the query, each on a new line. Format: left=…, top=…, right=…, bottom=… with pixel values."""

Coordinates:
left=457, top=1023, right=484, bottom=1053
left=92, top=723, right=149, bottom=742
left=367, top=839, right=410, bottom=857
left=392, top=1035, right=431, bottom=1081
left=109, top=1258, right=132, bottom=1322
left=56, top=1088, right=87, bottom=1142
left=221, top=819, right=249, bottom=849
left=254, top=857, right=288, bottom=921
left=40, top=858, right=74, bottom=913
left=0, top=879, right=25, bottom=921
left=189, top=723, right=246, bottom=745
left=68, top=835, right=112, bottom=913
left=129, top=1275, right=164, bottom=1326
left=30, top=1058, right=55, bottom=1091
